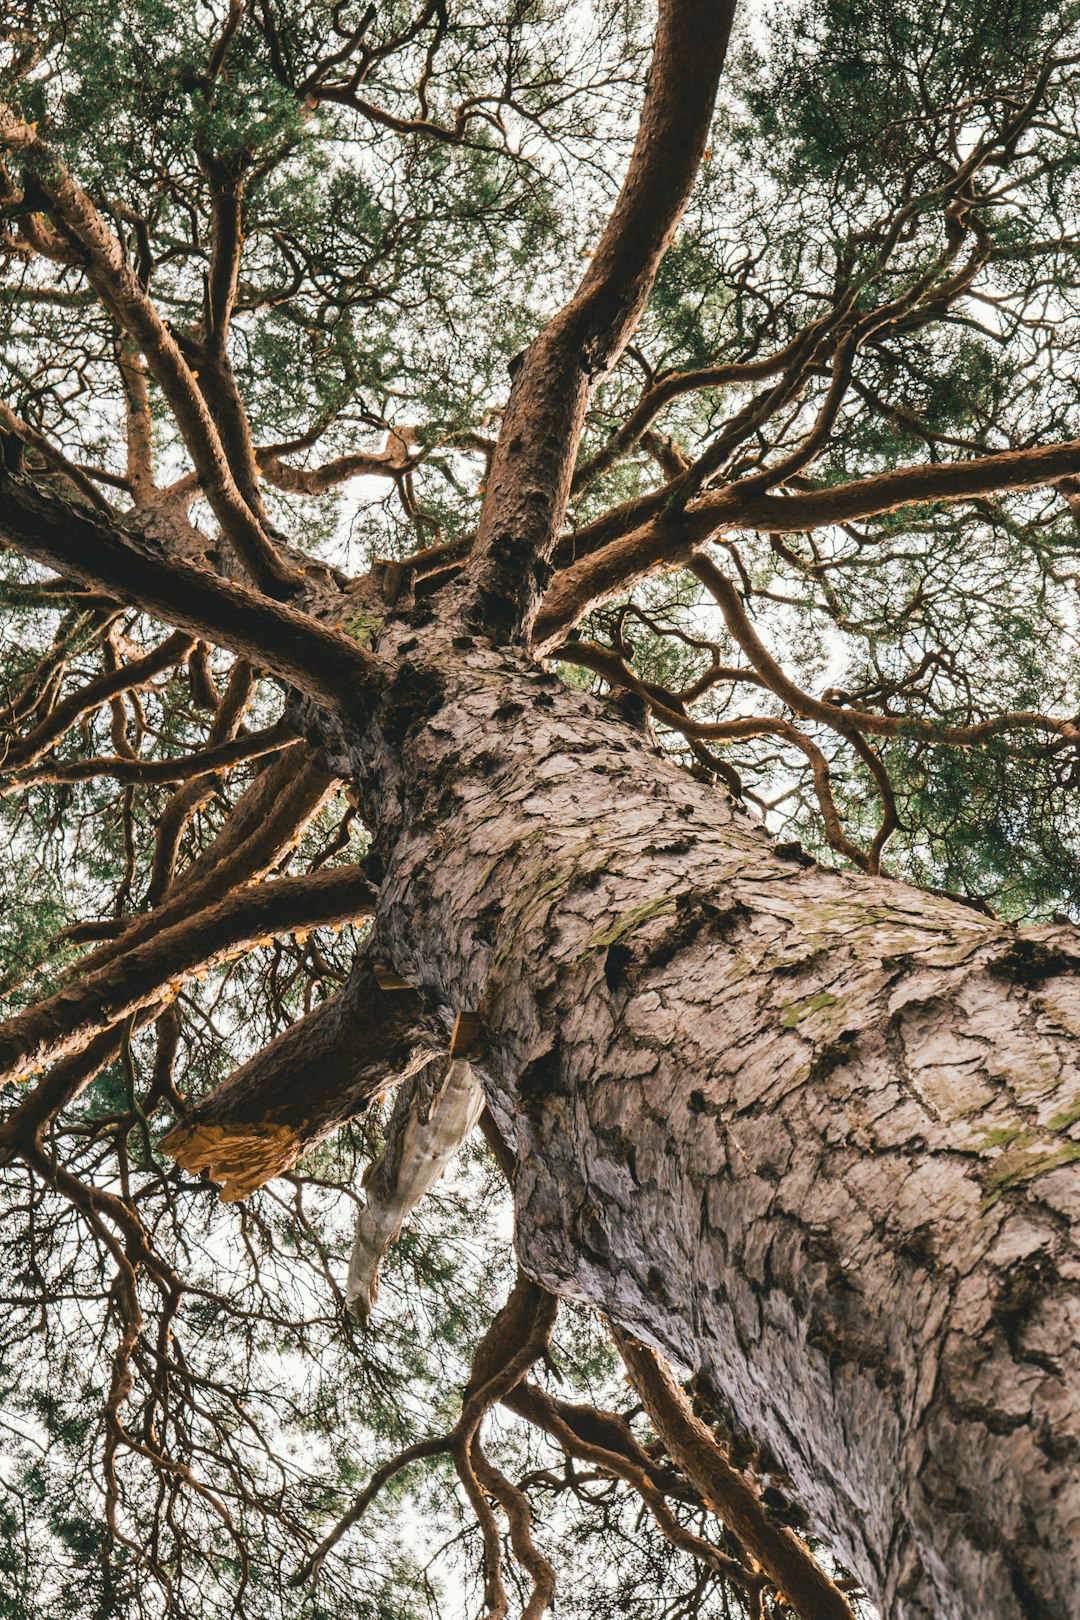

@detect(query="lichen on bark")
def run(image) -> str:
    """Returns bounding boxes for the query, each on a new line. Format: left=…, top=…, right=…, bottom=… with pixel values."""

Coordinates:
left=351, top=624, right=1080, bottom=1620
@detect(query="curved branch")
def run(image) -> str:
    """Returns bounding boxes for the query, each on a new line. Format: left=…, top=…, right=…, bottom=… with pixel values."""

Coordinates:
left=4, top=628, right=194, bottom=769
left=614, top=1330, right=858, bottom=1620
left=503, top=1378, right=759, bottom=1592
left=1, top=719, right=297, bottom=794
left=0, top=752, right=336, bottom=1146
left=572, top=339, right=815, bottom=495
left=687, top=552, right=1078, bottom=748
left=0, top=473, right=385, bottom=716
left=0, top=107, right=298, bottom=593
left=256, top=427, right=417, bottom=495
left=0, top=865, right=378, bottom=1088
left=291, top=1434, right=452, bottom=1587
left=459, top=0, right=736, bottom=639
left=537, top=429, right=1080, bottom=646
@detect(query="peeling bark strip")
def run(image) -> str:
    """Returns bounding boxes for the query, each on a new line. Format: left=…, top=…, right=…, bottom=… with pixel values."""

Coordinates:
left=362, top=630, right=1080, bottom=1620
left=346, top=1057, right=485, bottom=1322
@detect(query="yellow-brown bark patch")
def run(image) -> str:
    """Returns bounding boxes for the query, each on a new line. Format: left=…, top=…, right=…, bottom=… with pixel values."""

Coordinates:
left=159, top=1120, right=303, bottom=1202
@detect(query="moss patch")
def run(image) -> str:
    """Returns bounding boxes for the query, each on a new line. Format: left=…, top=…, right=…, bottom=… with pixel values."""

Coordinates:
left=780, top=991, right=839, bottom=1030
left=577, top=895, right=677, bottom=961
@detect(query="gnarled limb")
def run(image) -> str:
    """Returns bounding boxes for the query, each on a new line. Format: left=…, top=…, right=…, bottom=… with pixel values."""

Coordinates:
left=503, top=1376, right=760, bottom=1595
left=3, top=627, right=194, bottom=769
left=453, top=1274, right=560, bottom=1620
left=257, top=426, right=418, bottom=495
left=161, top=961, right=440, bottom=1201
left=0, top=106, right=298, bottom=594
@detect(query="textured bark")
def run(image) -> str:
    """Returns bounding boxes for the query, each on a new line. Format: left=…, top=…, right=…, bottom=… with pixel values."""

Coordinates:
left=352, top=625, right=1080, bottom=1620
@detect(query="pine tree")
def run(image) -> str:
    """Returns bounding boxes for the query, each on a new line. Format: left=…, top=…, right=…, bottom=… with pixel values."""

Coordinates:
left=2, top=2, right=1080, bottom=1615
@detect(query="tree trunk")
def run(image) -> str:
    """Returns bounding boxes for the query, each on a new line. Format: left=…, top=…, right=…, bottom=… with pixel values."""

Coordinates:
left=357, top=624, right=1080, bottom=1620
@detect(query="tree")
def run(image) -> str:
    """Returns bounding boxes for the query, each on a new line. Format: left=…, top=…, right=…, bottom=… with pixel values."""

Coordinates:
left=1, top=0, right=1080, bottom=1615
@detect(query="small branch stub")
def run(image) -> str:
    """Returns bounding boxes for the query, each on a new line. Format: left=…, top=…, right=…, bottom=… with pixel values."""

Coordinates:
left=450, top=1011, right=483, bottom=1059
left=373, top=963, right=414, bottom=991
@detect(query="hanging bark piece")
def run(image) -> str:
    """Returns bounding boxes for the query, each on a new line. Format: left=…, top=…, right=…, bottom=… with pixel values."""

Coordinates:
left=347, top=1055, right=486, bottom=1324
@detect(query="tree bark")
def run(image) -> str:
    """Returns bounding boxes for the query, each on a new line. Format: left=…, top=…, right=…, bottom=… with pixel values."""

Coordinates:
left=354, top=624, right=1080, bottom=1620
left=346, top=1056, right=485, bottom=1322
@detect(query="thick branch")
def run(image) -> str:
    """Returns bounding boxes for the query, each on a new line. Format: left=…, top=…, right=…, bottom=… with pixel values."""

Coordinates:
left=161, top=961, right=439, bottom=1200
left=459, top=0, right=736, bottom=640
left=0, top=751, right=336, bottom=1145
left=536, top=430, right=1080, bottom=647
left=0, top=473, right=384, bottom=716
left=0, top=865, right=378, bottom=1088
left=256, top=427, right=416, bottom=495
